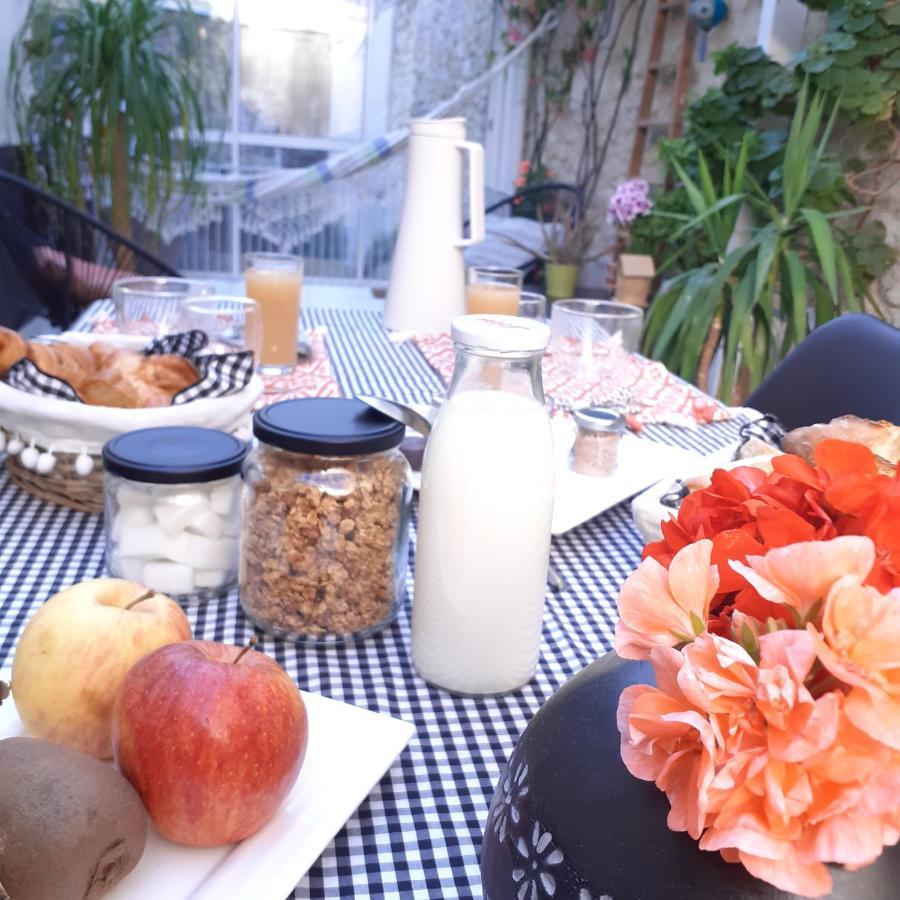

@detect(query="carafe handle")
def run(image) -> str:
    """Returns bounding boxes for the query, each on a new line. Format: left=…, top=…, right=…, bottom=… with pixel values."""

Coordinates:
left=454, top=140, right=484, bottom=248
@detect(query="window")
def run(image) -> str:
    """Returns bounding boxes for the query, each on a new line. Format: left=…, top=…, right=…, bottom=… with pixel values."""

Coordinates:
left=170, top=0, right=391, bottom=277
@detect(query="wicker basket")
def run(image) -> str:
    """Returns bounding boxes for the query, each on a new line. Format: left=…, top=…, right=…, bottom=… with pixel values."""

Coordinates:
left=6, top=451, right=104, bottom=514
left=0, top=375, right=264, bottom=515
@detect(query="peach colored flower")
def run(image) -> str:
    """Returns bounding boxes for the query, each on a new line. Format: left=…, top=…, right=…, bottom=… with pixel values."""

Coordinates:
left=618, top=647, right=718, bottom=839
left=618, top=628, right=900, bottom=897
left=811, top=577, right=900, bottom=750
left=729, top=536, right=875, bottom=622
left=615, top=540, right=719, bottom=660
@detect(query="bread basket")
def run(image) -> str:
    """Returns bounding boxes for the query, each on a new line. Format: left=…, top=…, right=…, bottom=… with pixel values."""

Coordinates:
left=0, top=376, right=264, bottom=514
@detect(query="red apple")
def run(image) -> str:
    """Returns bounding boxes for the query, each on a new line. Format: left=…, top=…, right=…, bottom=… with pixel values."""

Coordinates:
left=112, top=639, right=307, bottom=846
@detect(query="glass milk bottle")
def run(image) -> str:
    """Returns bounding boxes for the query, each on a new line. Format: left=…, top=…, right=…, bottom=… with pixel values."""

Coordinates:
left=412, top=314, right=555, bottom=694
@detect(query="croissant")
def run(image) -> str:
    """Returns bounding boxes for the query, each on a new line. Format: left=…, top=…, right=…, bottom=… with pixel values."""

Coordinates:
left=0, top=326, right=199, bottom=409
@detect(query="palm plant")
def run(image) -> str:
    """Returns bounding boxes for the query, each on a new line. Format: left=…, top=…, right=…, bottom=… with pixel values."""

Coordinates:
left=9, top=0, right=218, bottom=238
left=644, top=84, right=878, bottom=402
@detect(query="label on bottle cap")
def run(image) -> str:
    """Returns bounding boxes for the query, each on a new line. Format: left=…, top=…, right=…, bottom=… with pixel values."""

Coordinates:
left=450, top=314, right=550, bottom=353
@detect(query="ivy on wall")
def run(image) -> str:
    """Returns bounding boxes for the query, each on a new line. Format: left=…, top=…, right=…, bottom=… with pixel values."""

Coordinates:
left=628, top=0, right=898, bottom=288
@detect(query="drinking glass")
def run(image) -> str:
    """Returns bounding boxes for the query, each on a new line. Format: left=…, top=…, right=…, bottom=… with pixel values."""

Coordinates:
left=550, top=299, right=644, bottom=382
left=179, top=296, right=263, bottom=361
left=113, top=277, right=215, bottom=336
left=243, top=252, right=303, bottom=374
left=518, top=291, right=547, bottom=320
left=466, top=266, right=523, bottom=316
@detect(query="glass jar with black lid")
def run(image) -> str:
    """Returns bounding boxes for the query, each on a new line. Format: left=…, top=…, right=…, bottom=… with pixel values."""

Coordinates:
left=241, top=397, right=413, bottom=643
left=102, top=427, right=248, bottom=601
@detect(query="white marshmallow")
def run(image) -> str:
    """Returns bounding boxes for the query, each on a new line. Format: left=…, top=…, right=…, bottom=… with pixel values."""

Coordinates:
left=112, top=506, right=155, bottom=541
left=142, top=561, right=195, bottom=596
left=116, top=525, right=167, bottom=559
left=188, top=535, right=238, bottom=571
left=210, top=482, right=238, bottom=516
left=112, top=556, right=146, bottom=583
left=159, top=533, right=194, bottom=565
left=116, top=483, right=155, bottom=509
left=194, top=568, right=230, bottom=589
left=154, top=491, right=210, bottom=534
left=189, top=508, right=225, bottom=539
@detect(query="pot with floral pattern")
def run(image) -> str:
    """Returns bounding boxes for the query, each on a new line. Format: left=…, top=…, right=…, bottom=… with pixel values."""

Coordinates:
left=480, top=651, right=900, bottom=900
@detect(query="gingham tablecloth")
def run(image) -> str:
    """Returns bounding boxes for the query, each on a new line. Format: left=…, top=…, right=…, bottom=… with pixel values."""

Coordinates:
left=0, top=304, right=746, bottom=898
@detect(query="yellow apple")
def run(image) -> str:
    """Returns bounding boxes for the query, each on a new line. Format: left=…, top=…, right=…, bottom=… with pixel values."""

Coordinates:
left=10, top=578, right=192, bottom=759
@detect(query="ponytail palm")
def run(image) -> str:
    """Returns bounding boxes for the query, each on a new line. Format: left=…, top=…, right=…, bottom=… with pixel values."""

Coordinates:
left=9, top=0, right=217, bottom=238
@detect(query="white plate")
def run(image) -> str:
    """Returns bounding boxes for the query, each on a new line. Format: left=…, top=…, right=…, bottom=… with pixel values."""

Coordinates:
left=0, top=670, right=414, bottom=900
left=549, top=418, right=704, bottom=534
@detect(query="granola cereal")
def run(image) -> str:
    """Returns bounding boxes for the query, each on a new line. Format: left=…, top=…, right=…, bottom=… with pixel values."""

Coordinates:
left=240, top=444, right=411, bottom=639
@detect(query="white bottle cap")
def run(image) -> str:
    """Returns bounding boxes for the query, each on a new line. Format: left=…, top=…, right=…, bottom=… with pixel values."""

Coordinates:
left=451, top=314, right=550, bottom=353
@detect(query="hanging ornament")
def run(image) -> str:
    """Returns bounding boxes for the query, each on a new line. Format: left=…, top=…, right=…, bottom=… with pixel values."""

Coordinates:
left=74, top=450, right=94, bottom=477
left=689, top=0, right=728, bottom=62
left=20, top=443, right=39, bottom=470
left=7, top=434, right=24, bottom=456
left=0, top=429, right=6, bottom=453
left=36, top=449, right=57, bottom=475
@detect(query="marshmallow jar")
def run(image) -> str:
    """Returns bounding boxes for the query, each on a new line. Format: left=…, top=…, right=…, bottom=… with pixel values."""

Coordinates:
left=101, top=427, right=249, bottom=600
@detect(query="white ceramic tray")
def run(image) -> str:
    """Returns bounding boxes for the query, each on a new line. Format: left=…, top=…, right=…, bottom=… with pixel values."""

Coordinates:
left=548, top=418, right=705, bottom=534
left=0, top=670, right=414, bottom=900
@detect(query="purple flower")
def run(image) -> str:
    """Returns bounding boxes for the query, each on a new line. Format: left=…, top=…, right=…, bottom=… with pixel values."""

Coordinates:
left=606, top=179, right=653, bottom=227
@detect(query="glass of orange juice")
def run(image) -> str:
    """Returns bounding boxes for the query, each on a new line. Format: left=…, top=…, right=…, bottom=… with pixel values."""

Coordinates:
left=243, top=252, right=303, bottom=374
left=466, top=266, right=523, bottom=316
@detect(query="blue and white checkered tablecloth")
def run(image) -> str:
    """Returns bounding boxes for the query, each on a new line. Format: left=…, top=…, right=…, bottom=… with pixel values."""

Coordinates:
left=0, top=305, right=747, bottom=898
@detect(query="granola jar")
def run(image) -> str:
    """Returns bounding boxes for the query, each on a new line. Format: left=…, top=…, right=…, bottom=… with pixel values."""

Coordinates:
left=240, top=398, right=413, bottom=643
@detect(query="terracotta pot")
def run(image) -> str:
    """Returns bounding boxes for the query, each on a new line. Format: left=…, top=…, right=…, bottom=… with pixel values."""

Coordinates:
left=481, top=652, right=899, bottom=899
left=544, top=263, right=580, bottom=303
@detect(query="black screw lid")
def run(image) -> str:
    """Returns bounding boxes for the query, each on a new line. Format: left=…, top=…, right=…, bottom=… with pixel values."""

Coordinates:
left=253, top=398, right=405, bottom=456
left=102, top=427, right=249, bottom=484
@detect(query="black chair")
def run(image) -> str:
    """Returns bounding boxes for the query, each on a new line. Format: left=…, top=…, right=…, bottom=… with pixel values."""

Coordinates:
left=745, top=313, right=900, bottom=428
left=0, top=170, right=179, bottom=330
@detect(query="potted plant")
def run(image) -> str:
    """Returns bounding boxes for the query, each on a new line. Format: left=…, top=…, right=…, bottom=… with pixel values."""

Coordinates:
left=643, top=85, right=887, bottom=403
left=8, top=0, right=221, bottom=239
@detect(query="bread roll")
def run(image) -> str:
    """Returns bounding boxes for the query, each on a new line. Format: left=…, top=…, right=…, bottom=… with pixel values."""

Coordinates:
left=1, top=328, right=200, bottom=408
left=0, top=327, right=27, bottom=373
left=783, top=415, right=899, bottom=475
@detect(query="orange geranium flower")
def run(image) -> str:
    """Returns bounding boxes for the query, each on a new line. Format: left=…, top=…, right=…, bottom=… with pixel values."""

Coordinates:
left=614, top=540, right=719, bottom=659
left=729, top=536, right=875, bottom=622
left=618, top=627, right=900, bottom=897
left=644, top=440, right=900, bottom=637
left=811, top=577, right=900, bottom=750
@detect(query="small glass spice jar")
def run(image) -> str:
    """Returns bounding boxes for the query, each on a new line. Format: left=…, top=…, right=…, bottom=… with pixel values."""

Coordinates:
left=570, top=407, right=626, bottom=476
left=102, top=427, right=248, bottom=600
left=240, top=398, right=413, bottom=643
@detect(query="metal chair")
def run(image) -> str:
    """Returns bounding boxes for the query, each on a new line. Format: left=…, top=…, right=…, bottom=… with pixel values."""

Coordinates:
left=745, top=313, right=900, bottom=428
left=0, top=170, right=179, bottom=330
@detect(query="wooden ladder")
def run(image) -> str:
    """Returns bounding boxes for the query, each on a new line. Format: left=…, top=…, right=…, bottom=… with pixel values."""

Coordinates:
left=627, top=0, right=696, bottom=178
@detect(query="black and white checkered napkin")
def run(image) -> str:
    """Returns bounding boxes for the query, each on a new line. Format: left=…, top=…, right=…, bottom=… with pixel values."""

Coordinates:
left=3, top=330, right=254, bottom=405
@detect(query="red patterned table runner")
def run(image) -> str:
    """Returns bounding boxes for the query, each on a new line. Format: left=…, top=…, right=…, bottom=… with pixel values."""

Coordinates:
left=411, top=332, right=730, bottom=430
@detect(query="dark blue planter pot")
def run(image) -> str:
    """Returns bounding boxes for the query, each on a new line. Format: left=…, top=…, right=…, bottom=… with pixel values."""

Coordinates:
left=481, top=652, right=898, bottom=900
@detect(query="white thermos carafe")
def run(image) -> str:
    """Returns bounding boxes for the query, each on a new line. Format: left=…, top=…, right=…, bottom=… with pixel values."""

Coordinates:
left=385, top=118, right=485, bottom=333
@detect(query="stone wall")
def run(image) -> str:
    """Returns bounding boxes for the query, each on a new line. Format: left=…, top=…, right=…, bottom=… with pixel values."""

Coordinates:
left=536, top=1, right=767, bottom=245
left=387, top=0, right=499, bottom=144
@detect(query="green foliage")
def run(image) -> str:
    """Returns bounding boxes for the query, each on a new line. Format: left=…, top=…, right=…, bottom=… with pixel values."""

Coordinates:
left=795, top=0, right=900, bottom=123
left=9, top=0, right=221, bottom=233
left=643, top=89, right=880, bottom=402
left=628, top=0, right=897, bottom=355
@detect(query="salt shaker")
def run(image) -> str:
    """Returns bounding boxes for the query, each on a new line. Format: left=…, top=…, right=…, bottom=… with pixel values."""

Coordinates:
left=570, top=407, right=626, bottom=476
left=412, top=315, right=555, bottom=694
